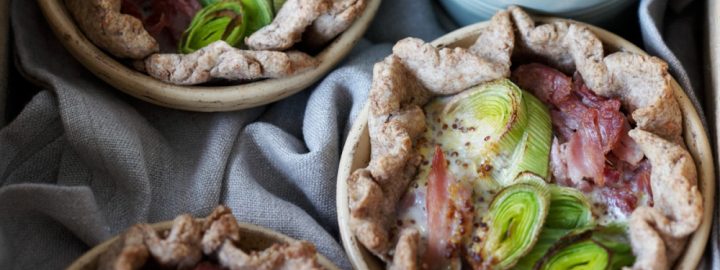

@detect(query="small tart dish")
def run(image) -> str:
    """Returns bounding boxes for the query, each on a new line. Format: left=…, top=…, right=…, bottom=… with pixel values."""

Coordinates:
left=37, top=0, right=380, bottom=111
left=67, top=206, right=340, bottom=270
left=337, top=6, right=714, bottom=270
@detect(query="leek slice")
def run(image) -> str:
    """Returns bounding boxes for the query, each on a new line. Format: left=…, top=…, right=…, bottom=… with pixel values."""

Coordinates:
left=545, top=186, right=595, bottom=229
left=442, top=79, right=552, bottom=186
left=180, top=1, right=247, bottom=53
left=514, top=185, right=595, bottom=269
left=476, top=183, right=550, bottom=270
left=241, top=0, right=274, bottom=35
left=501, top=92, right=553, bottom=184
left=538, top=240, right=609, bottom=270
left=535, top=231, right=634, bottom=270
left=592, top=227, right=635, bottom=269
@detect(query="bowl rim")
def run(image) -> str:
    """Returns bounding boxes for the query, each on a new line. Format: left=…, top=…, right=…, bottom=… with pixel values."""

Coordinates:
left=65, top=220, right=341, bottom=270
left=336, top=17, right=715, bottom=270
left=37, top=0, right=381, bottom=112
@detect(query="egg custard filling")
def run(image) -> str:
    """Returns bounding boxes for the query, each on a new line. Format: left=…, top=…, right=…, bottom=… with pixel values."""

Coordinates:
left=395, top=74, right=644, bottom=269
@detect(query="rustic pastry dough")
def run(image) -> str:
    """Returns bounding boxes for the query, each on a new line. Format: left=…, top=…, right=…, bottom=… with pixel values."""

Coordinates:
left=509, top=6, right=611, bottom=95
left=349, top=6, right=702, bottom=269
left=65, top=0, right=159, bottom=59
left=144, top=41, right=318, bottom=85
left=97, top=206, right=324, bottom=270
left=245, top=0, right=330, bottom=51
left=98, top=225, right=150, bottom=270
left=218, top=240, right=323, bottom=269
left=626, top=129, right=702, bottom=270
left=304, top=0, right=368, bottom=48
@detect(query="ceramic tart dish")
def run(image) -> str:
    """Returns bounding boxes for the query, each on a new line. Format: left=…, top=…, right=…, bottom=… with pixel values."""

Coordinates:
left=337, top=6, right=714, bottom=270
left=67, top=205, right=340, bottom=270
left=37, top=0, right=380, bottom=111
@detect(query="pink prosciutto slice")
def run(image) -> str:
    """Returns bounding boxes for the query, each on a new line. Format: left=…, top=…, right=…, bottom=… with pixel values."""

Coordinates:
left=511, top=64, right=644, bottom=186
left=425, top=146, right=473, bottom=269
left=512, top=63, right=651, bottom=214
left=121, top=0, right=202, bottom=50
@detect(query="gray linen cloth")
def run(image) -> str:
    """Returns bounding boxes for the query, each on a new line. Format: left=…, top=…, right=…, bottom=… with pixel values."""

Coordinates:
left=0, top=0, right=711, bottom=269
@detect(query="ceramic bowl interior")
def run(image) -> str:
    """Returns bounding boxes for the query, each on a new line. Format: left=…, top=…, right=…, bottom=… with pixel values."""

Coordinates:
left=336, top=17, right=715, bottom=270
left=37, top=0, right=380, bottom=111
left=66, top=221, right=340, bottom=270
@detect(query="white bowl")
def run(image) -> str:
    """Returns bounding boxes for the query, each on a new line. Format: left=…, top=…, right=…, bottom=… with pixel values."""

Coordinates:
left=440, top=0, right=637, bottom=26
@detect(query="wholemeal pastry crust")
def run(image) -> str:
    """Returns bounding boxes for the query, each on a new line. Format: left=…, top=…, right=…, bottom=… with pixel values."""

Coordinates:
left=65, top=0, right=159, bottom=59
left=349, top=6, right=702, bottom=270
left=98, top=206, right=324, bottom=270
left=144, top=41, right=318, bottom=85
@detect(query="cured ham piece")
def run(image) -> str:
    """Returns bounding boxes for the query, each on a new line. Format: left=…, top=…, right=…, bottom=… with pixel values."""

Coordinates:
left=425, top=146, right=473, bottom=269
left=121, top=0, right=202, bottom=50
left=612, top=122, right=645, bottom=166
left=512, top=63, right=572, bottom=105
left=511, top=63, right=645, bottom=187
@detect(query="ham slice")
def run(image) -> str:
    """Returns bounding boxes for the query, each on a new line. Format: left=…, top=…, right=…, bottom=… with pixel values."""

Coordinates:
left=612, top=122, right=645, bottom=166
left=121, top=0, right=202, bottom=51
left=512, top=63, right=572, bottom=105
left=425, top=146, right=472, bottom=269
left=512, top=64, right=645, bottom=187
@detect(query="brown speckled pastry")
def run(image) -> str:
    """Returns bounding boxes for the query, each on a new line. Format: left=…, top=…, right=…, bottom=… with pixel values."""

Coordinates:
left=144, top=41, right=318, bottom=85
left=97, top=206, right=325, bottom=270
left=65, top=0, right=158, bottom=59
left=245, top=0, right=330, bottom=51
left=304, top=0, right=368, bottom=48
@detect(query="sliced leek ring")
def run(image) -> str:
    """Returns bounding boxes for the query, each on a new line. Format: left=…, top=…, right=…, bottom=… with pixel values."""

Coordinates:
left=545, top=186, right=595, bottom=229
left=442, top=79, right=552, bottom=186
left=514, top=185, right=595, bottom=269
left=592, top=227, right=635, bottom=269
left=241, top=0, right=274, bottom=34
left=501, top=91, right=553, bottom=184
left=476, top=183, right=550, bottom=270
left=443, top=79, right=528, bottom=155
left=180, top=1, right=248, bottom=53
left=538, top=240, right=610, bottom=270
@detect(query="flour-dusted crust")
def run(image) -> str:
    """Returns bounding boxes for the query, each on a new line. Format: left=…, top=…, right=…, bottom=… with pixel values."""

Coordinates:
left=97, top=206, right=324, bottom=270
left=605, top=54, right=683, bottom=142
left=349, top=6, right=702, bottom=269
left=304, top=0, right=368, bottom=48
left=98, top=225, right=149, bottom=270
left=65, top=0, right=159, bottom=59
left=509, top=6, right=611, bottom=95
left=349, top=55, right=428, bottom=259
left=218, top=240, right=323, bottom=270
left=141, top=214, right=204, bottom=268
left=246, top=0, right=367, bottom=51
left=389, top=228, right=420, bottom=270
left=145, top=41, right=318, bottom=85
left=201, top=205, right=241, bottom=254
left=390, top=10, right=512, bottom=95
left=626, top=130, right=702, bottom=270
left=245, top=0, right=330, bottom=51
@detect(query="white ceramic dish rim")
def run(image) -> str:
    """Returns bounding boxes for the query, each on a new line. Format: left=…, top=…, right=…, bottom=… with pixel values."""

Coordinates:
left=336, top=17, right=715, bottom=270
